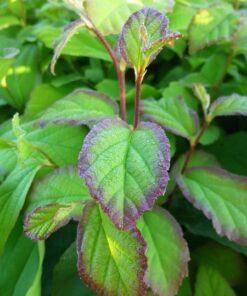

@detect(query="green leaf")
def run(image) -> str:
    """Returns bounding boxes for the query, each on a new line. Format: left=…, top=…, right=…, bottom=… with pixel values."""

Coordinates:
left=0, top=15, right=20, bottom=30
left=199, top=124, right=221, bottom=146
left=141, top=96, right=199, bottom=139
left=77, top=201, right=147, bottom=296
left=176, top=167, right=247, bottom=245
left=192, top=83, right=210, bottom=115
left=0, top=158, right=43, bottom=254
left=79, top=118, right=170, bottom=229
left=34, top=25, right=110, bottom=61
left=52, top=242, right=95, bottom=296
left=24, top=167, right=91, bottom=240
left=5, top=44, right=41, bottom=110
left=193, top=242, right=246, bottom=286
left=137, top=207, right=189, bottom=296
left=189, top=4, right=237, bottom=53
left=39, top=89, right=118, bottom=126
left=208, top=94, right=247, bottom=121
left=0, top=47, right=19, bottom=81
left=195, top=265, right=235, bottom=296
left=25, top=83, right=70, bottom=118
left=119, top=7, right=180, bottom=71
left=235, top=17, right=247, bottom=56
left=84, top=0, right=174, bottom=36
left=51, top=19, right=85, bottom=75
left=0, top=220, right=44, bottom=296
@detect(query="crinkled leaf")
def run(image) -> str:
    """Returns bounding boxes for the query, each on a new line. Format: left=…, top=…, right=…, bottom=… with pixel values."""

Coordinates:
left=141, top=96, right=199, bottom=139
left=51, top=19, right=85, bottom=75
left=208, top=94, right=247, bottom=121
left=39, top=89, right=118, bottom=126
left=77, top=202, right=147, bottom=296
left=79, top=118, right=170, bottom=229
left=189, top=4, right=237, bottom=53
left=137, top=207, right=189, bottom=296
left=84, top=0, right=174, bottom=36
left=0, top=157, right=43, bottom=254
left=176, top=167, right=247, bottom=245
left=195, top=265, right=235, bottom=296
left=52, top=242, right=95, bottom=296
left=0, top=220, right=44, bottom=296
left=24, top=167, right=90, bottom=240
left=119, top=7, right=180, bottom=70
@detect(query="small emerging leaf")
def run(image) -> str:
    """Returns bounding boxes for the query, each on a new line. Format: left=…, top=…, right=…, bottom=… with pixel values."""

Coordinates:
left=77, top=202, right=147, bottom=295
left=193, top=84, right=210, bottom=115
left=79, top=118, right=170, bottom=230
left=119, top=8, right=181, bottom=71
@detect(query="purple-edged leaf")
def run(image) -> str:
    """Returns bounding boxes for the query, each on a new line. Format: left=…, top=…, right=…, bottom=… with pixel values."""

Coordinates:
left=176, top=167, right=247, bottom=245
left=51, top=19, right=85, bottom=75
left=39, top=89, right=118, bottom=126
left=119, top=7, right=181, bottom=70
left=137, top=207, right=190, bottom=296
left=24, top=167, right=91, bottom=240
left=77, top=201, right=147, bottom=295
left=208, top=94, right=247, bottom=121
left=141, top=96, right=199, bottom=139
left=79, top=118, right=170, bottom=230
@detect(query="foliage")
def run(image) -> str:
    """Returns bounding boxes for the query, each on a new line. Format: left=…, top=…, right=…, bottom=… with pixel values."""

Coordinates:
left=0, top=0, right=247, bottom=295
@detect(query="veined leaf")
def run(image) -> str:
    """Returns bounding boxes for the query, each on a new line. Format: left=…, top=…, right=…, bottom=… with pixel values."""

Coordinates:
left=52, top=242, right=95, bottom=296
left=189, top=4, right=237, bottom=53
left=137, top=207, right=189, bottom=296
left=0, top=220, right=44, bottom=296
left=79, top=118, right=170, bottom=229
left=0, top=157, right=43, bottom=254
left=84, top=0, right=174, bottom=36
left=119, top=7, right=180, bottom=70
left=195, top=265, right=235, bottom=296
left=176, top=167, right=247, bottom=245
left=141, top=96, right=199, bottom=139
left=24, top=167, right=91, bottom=240
left=77, top=202, right=147, bottom=296
left=39, top=89, right=118, bottom=126
left=208, top=94, right=247, bottom=121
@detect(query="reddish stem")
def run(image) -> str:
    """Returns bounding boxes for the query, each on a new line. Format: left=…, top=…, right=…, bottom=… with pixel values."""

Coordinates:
left=91, top=27, right=126, bottom=121
left=133, top=71, right=143, bottom=129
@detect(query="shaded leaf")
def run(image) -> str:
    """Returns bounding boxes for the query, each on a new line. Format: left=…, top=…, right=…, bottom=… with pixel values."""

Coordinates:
left=79, top=118, right=170, bottom=229
left=0, top=47, right=19, bottom=81
left=77, top=202, right=147, bottom=296
left=195, top=265, right=235, bottom=296
left=137, top=207, right=189, bottom=296
left=176, top=167, right=247, bottom=245
left=0, top=220, right=44, bottom=296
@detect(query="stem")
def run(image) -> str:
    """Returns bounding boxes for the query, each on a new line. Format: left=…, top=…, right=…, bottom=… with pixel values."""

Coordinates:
left=90, top=27, right=126, bottom=121
left=181, top=120, right=208, bottom=173
left=133, top=71, right=144, bottom=129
